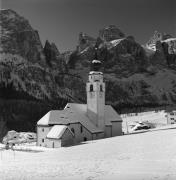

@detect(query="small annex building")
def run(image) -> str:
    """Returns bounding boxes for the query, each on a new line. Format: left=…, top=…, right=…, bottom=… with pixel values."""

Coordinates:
left=37, top=59, right=123, bottom=148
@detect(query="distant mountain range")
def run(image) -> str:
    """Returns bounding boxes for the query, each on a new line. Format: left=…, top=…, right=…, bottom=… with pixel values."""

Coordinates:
left=0, top=9, right=176, bottom=140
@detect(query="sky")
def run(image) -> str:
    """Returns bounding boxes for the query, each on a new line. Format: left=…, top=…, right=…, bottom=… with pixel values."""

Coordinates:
left=2, top=0, right=176, bottom=52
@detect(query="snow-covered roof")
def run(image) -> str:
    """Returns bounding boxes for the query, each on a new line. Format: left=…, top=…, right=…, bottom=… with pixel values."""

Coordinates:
left=89, top=71, right=103, bottom=75
left=37, top=103, right=122, bottom=133
left=37, top=112, right=51, bottom=125
left=65, top=103, right=122, bottom=125
left=92, top=60, right=101, bottom=64
left=46, top=125, right=73, bottom=139
left=104, top=105, right=122, bottom=125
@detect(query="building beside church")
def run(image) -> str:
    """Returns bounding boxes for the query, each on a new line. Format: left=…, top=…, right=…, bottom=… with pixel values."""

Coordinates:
left=37, top=60, right=122, bottom=148
left=167, top=110, right=176, bottom=124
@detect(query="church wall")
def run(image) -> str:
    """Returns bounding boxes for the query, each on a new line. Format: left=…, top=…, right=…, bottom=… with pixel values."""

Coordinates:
left=37, top=126, right=52, bottom=147
left=92, top=132, right=104, bottom=140
left=98, top=132, right=104, bottom=139
left=105, top=125, right=112, bottom=138
left=87, top=90, right=98, bottom=125
left=61, top=129, right=74, bottom=147
left=92, top=134, right=97, bottom=140
left=46, top=129, right=74, bottom=148
left=46, top=139, right=61, bottom=148
left=69, top=123, right=93, bottom=143
left=112, top=121, right=122, bottom=136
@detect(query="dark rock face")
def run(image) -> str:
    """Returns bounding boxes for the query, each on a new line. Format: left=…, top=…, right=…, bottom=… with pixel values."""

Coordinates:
left=150, top=41, right=167, bottom=65
left=76, top=34, right=148, bottom=75
left=0, top=9, right=45, bottom=65
left=149, top=41, right=176, bottom=67
left=99, top=25, right=125, bottom=42
left=43, top=40, right=65, bottom=69
left=78, top=32, right=96, bottom=52
left=146, top=31, right=176, bottom=66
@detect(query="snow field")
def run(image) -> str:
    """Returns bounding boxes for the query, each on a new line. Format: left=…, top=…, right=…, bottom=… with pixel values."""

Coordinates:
left=1, top=127, right=176, bottom=180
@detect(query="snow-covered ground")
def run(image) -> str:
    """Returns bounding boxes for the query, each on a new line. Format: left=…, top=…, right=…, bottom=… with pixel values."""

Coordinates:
left=121, top=110, right=167, bottom=133
left=1, top=127, right=176, bottom=180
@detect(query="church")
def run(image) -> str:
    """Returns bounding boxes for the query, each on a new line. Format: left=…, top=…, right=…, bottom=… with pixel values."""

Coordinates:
left=37, top=59, right=123, bottom=148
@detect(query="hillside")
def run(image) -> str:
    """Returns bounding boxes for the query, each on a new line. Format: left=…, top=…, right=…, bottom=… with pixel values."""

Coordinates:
left=1, top=128, right=176, bottom=180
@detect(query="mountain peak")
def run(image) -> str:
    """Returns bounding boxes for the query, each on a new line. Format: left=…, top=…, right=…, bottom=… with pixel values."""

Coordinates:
left=0, top=9, right=45, bottom=64
left=146, top=31, right=173, bottom=50
left=78, top=32, right=96, bottom=52
left=99, top=25, right=125, bottom=42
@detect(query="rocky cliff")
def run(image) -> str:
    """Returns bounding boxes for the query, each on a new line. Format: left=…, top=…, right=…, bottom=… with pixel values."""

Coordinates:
left=146, top=31, right=176, bottom=66
left=99, top=25, right=125, bottom=42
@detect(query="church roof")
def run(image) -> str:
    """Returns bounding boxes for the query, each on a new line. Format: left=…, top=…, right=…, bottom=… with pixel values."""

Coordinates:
left=65, top=103, right=122, bottom=125
left=37, top=103, right=122, bottom=133
left=46, top=125, right=73, bottom=139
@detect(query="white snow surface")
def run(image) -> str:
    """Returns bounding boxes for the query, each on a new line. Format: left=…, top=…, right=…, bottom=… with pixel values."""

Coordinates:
left=110, top=38, right=124, bottom=46
left=1, top=127, right=176, bottom=180
left=162, top=38, right=176, bottom=43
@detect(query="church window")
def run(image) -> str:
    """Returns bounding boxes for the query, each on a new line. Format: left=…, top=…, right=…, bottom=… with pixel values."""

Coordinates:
left=100, top=85, right=103, bottom=92
left=42, top=128, right=44, bottom=132
left=90, top=84, right=93, bottom=92
left=71, top=128, right=75, bottom=134
left=80, top=125, right=83, bottom=133
left=42, top=139, right=44, bottom=143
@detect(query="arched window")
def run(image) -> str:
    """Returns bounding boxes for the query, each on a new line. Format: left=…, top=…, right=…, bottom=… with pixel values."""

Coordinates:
left=71, top=128, right=75, bottom=134
left=100, top=84, right=103, bottom=92
left=90, top=84, right=93, bottom=92
left=80, top=125, right=83, bottom=133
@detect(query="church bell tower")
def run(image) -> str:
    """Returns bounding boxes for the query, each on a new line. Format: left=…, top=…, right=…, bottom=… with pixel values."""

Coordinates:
left=86, top=59, right=105, bottom=130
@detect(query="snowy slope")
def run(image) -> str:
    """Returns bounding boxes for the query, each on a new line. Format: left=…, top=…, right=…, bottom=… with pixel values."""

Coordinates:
left=1, top=128, right=176, bottom=180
